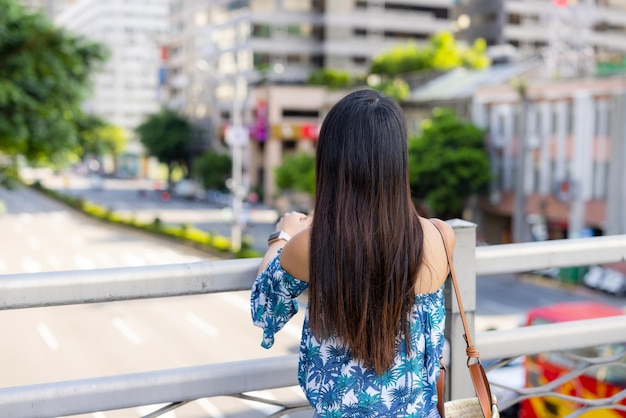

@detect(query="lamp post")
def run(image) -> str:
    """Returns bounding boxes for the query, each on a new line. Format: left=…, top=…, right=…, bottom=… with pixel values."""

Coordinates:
left=225, top=75, right=249, bottom=254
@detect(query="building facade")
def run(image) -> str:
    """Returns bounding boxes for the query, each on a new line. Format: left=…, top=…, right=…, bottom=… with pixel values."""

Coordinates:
left=55, top=0, right=169, bottom=177
left=473, top=77, right=626, bottom=242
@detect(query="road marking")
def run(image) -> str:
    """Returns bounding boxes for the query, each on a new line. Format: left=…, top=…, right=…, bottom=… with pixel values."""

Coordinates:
left=121, top=252, right=146, bottom=267
left=241, top=390, right=281, bottom=415
left=92, top=412, right=107, bottom=418
left=0, top=257, right=6, bottom=273
left=136, top=404, right=176, bottom=417
left=185, top=311, right=219, bottom=337
left=37, top=322, right=59, bottom=351
left=21, top=256, right=41, bottom=273
left=46, top=254, right=62, bottom=271
left=27, top=236, right=42, bottom=250
left=13, top=222, right=23, bottom=234
left=95, top=252, right=115, bottom=268
left=19, top=213, right=33, bottom=224
left=197, top=398, right=225, bottom=417
left=221, top=293, right=303, bottom=340
left=73, top=253, right=95, bottom=270
left=112, top=317, right=142, bottom=345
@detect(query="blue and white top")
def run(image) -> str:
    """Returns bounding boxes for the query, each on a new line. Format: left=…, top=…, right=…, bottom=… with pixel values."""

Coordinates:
left=251, top=251, right=446, bottom=418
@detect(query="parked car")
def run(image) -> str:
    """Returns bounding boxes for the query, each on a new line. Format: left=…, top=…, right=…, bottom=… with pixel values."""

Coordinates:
left=583, top=265, right=626, bottom=296
left=172, top=179, right=204, bottom=200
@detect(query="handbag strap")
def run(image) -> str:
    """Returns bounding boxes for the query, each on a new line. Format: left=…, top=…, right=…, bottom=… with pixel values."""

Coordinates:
left=431, top=219, right=494, bottom=418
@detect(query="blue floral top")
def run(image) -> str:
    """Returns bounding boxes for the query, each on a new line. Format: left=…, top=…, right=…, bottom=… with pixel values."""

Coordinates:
left=251, top=251, right=446, bottom=418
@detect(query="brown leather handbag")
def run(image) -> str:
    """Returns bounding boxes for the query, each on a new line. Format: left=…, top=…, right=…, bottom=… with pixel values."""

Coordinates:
left=431, top=219, right=499, bottom=418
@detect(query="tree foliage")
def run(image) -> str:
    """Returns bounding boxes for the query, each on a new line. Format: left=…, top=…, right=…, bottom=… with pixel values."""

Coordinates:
left=194, top=149, right=231, bottom=191
left=307, top=68, right=353, bottom=89
left=408, top=108, right=490, bottom=218
left=370, top=31, right=490, bottom=77
left=136, top=109, right=191, bottom=184
left=0, top=0, right=108, bottom=166
left=275, top=153, right=315, bottom=196
left=75, top=113, right=126, bottom=159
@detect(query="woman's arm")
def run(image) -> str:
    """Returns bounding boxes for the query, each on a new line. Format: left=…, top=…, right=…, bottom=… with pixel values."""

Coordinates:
left=257, top=211, right=312, bottom=275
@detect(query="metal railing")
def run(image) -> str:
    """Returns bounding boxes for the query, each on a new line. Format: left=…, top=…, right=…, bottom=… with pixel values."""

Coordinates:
left=1, top=220, right=625, bottom=417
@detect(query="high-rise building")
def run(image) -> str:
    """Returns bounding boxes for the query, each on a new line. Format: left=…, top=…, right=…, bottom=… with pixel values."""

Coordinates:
left=503, top=1, right=626, bottom=76
left=18, top=0, right=78, bottom=19
left=55, top=0, right=169, bottom=177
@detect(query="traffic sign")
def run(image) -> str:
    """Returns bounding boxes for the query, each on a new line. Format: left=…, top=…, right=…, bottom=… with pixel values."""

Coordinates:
left=225, top=126, right=249, bottom=147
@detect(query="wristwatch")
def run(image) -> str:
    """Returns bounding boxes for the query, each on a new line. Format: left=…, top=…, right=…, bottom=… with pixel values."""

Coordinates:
left=267, top=230, right=292, bottom=245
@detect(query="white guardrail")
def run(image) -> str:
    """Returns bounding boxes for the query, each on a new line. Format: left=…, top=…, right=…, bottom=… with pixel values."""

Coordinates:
left=1, top=220, right=625, bottom=417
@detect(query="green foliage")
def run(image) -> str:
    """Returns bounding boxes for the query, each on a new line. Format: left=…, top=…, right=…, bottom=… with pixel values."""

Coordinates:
left=370, top=31, right=490, bottom=77
left=75, top=113, right=127, bottom=159
left=275, top=153, right=315, bottom=196
left=31, top=181, right=261, bottom=258
left=136, top=109, right=191, bottom=182
left=194, top=149, right=231, bottom=191
left=408, top=108, right=490, bottom=218
left=369, top=78, right=410, bottom=101
left=370, top=42, right=431, bottom=77
left=307, top=68, right=353, bottom=89
left=0, top=0, right=108, bottom=166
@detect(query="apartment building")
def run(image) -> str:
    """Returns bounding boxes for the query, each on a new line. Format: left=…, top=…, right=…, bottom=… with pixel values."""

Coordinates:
left=502, top=1, right=626, bottom=77
left=55, top=0, right=169, bottom=177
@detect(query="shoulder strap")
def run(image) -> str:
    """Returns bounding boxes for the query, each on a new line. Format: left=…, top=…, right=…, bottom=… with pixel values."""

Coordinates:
left=430, top=218, right=476, bottom=350
left=430, top=219, right=495, bottom=418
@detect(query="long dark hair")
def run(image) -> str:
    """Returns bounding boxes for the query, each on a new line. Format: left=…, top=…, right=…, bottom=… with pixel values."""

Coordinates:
left=309, top=89, right=424, bottom=374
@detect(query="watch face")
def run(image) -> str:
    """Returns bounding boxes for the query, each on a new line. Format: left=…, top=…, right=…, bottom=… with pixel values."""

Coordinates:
left=268, top=231, right=281, bottom=241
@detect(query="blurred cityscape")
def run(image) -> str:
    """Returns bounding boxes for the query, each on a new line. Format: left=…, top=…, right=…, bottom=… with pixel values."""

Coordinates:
left=12, top=1, right=626, bottom=253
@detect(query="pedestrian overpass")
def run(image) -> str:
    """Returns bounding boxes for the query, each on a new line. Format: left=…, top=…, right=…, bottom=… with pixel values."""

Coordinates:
left=1, top=220, right=625, bottom=417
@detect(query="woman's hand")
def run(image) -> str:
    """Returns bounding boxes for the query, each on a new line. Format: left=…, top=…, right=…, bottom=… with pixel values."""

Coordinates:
left=276, top=211, right=312, bottom=238
left=257, top=211, right=312, bottom=275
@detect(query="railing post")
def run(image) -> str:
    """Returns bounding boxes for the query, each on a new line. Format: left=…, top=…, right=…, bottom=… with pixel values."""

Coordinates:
left=444, top=219, right=477, bottom=400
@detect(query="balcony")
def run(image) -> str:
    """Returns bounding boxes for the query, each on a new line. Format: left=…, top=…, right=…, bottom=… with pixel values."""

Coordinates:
left=1, top=220, right=625, bottom=417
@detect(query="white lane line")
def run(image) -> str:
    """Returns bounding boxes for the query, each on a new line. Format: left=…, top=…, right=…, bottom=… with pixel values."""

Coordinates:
left=37, top=322, right=59, bottom=351
left=21, top=256, right=41, bottom=273
left=19, top=213, right=33, bottom=224
left=221, top=293, right=303, bottom=340
left=241, top=390, right=281, bottom=415
left=185, top=311, right=219, bottom=337
left=27, top=236, right=42, bottom=250
left=73, top=253, right=95, bottom=270
left=92, top=412, right=107, bottom=418
left=288, top=385, right=307, bottom=399
left=95, top=252, right=115, bottom=268
left=136, top=404, right=176, bottom=417
left=197, top=398, right=225, bottom=417
left=13, top=223, right=23, bottom=234
left=0, top=257, right=6, bottom=273
left=121, top=252, right=146, bottom=267
left=46, top=254, right=62, bottom=271
left=112, top=317, right=142, bottom=345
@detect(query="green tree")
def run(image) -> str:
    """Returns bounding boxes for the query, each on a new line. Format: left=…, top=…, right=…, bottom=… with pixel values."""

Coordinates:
left=0, top=0, right=108, bottom=167
left=275, top=153, right=315, bottom=196
left=370, top=31, right=490, bottom=77
left=408, top=108, right=490, bottom=218
left=307, top=68, right=353, bottom=89
left=75, top=114, right=126, bottom=161
left=194, top=149, right=231, bottom=191
left=136, top=109, right=191, bottom=186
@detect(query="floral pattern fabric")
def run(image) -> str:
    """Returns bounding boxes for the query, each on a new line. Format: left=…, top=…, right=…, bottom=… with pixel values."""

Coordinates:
left=251, top=251, right=446, bottom=417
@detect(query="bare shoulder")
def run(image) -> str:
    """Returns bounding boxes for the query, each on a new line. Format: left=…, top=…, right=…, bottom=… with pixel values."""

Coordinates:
left=279, top=228, right=311, bottom=282
left=427, top=218, right=456, bottom=252
left=415, top=217, right=455, bottom=293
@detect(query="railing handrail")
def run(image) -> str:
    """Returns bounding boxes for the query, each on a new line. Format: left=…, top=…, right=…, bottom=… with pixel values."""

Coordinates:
left=2, top=231, right=626, bottom=417
left=3, top=234, right=626, bottom=310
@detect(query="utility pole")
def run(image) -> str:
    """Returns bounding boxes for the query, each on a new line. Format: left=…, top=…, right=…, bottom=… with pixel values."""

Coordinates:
left=225, top=75, right=249, bottom=254
left=512, top=81, right=530, bottom=243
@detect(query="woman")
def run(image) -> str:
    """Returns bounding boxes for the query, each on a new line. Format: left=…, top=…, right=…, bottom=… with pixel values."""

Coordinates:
left=251, top=89, right=455, bottom=417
